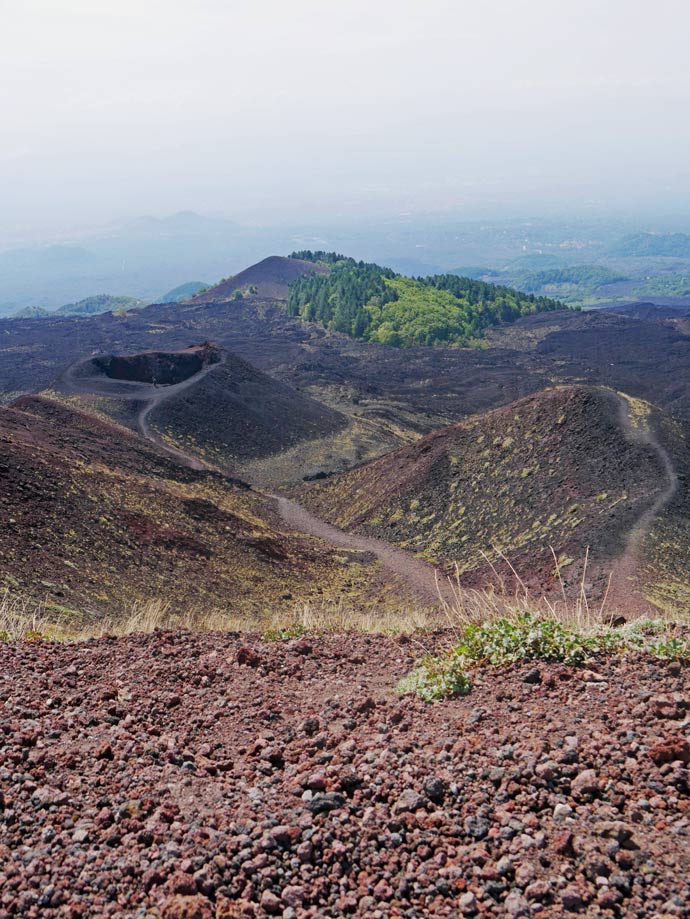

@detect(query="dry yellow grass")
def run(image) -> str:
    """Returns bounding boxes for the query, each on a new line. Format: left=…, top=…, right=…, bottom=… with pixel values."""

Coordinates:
left=2, top=547, right=685, bottom=646
left=0, top=590, right=51, bottom=641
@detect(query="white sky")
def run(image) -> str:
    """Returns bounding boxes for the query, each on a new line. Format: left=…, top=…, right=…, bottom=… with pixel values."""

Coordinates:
left=2, top=0, right=690, bottom=232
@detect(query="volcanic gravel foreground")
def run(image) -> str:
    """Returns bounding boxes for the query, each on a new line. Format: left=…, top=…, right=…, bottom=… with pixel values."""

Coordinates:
left=1, top=633, right=689, bottom=919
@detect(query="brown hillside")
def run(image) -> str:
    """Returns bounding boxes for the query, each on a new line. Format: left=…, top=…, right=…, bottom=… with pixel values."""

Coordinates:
left=54, top=344, right=348, bottom=471
left=0, top=397, right=380, bottom=622
left=6, top=267, right=690, bottom=493
left=298, top=386, right=690, bottom=606
left=192, top=255, right=328, bottom=302
left=145, top=350, right=348, bottom=468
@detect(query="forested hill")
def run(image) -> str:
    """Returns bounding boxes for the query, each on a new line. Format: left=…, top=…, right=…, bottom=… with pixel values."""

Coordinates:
left=287, top=252, right=565, bottom=347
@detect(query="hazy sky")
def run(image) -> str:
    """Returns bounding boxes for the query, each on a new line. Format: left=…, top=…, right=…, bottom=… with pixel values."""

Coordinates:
left=3, top=0, right=690, bottom=237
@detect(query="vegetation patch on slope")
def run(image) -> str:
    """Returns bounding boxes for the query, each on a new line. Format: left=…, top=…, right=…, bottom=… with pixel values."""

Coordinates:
left=287, top=251, right=564, bottom=347
left=400, top=614, right=690, bottom=700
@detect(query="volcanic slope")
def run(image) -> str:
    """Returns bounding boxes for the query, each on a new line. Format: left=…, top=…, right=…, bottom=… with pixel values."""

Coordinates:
left=53, top=343, right=349, bottom=474
left=0, top=396, right=388, bottom=623
left=192, top=254, right=328, bottom=302
left=297, top=386, right=690, bottom=610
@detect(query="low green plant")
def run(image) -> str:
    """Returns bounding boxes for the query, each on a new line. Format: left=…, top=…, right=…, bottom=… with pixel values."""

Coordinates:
left=397, top=651, right=471, bottom=701
left=649, top=635, right=690, bottom=658
left=262, top=623, right=308, bottom=642
left=456, top=613, right=614, bottom=666
left=398, top=611, right=690, bottom=702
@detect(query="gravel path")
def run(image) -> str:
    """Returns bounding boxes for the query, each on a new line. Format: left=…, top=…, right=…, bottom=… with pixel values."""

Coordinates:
left=60, top=351, right=451, bottom=605
left=606, top=393, right=679, bottom=616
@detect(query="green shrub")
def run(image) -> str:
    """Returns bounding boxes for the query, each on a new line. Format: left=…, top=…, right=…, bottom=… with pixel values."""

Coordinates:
left=397, top=651, right=471, bottom=701
left=398, top=612, right=690, bottom=702
left=456, top=613, right=616, bottom=666
left=262, top=624, right=307, bottom=642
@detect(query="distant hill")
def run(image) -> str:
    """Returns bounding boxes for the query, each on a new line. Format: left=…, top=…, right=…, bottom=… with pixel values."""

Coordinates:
left=10, top=293, right=146, bottom=319
left=634, top=273, right=690, bottom=298
left=609, top=232, right=690, bottom=258
left=512, top=264, right=628, bottom=294
left=507, top=265, right=628, bottom=303
left=503, top=253, right=566, bottom=271
left=383, top=257, right=443, bottom=277
left=158, top=281, right=208, bottom=303
left=56, top=294, right=146, bottom=316
left=288, top=251, right=564, bottom=347
left=193, top=255, right=328, bottom=302
left=11, top=305, right=51, bottom=319
left=0, top=212, right=295, bottom=312
left=449, top=266, right=494, bottom=280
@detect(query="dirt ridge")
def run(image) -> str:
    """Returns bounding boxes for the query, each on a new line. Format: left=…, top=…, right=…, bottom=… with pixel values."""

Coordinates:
left=604, top=394, right=680, bottom=615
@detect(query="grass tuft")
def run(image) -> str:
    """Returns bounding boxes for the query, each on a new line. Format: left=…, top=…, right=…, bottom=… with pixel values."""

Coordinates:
left=0, top=590, right=50, bottom=642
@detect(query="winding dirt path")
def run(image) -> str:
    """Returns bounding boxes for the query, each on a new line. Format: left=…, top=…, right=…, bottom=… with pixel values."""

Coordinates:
left=605, top=393, right=679, bottom=614
left=135, top=355, right=228, bottom=472
left=272, top=495, right=451, bottom=606
left=59, top=352, right=449, bottom=605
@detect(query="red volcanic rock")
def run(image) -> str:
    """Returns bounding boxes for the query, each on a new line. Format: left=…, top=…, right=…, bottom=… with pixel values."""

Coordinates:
left=649, top=735, right=690, bottom=765
left=1, top=632, right=689, bottom=917
left=259, top=890, right=281, bottom=914
left=571, top=768, right=600, bottom=799
left=236, top=646, right=261, bottom=667
left=160, top=894, right=213, bottom=919
left=95, top=741, right=114, bottom=760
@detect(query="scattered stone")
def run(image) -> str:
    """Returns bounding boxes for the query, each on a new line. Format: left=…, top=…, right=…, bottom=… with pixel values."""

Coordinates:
left=554, top=803, right=573, bottom=820
left=236, top=646, right=261, bottom=667
left=458, top=891, right=478, bottom=915
left=649, top=736, right=690, bottom=766
left=424, top=778, right=446, bottom=804
left=465, top=815, right=490, bottom=839
left=281, top=886, right=306, bottom=909
left=504, top=890, right=530, bottom=916
left=259, top=890, right=281, bottom=915
left=160, top=894, right=213, bottom=919
left=307, top=792, right=345, bottom=814
left=553, top=829, right=576, bottom=856
left=393, top=788, right=426, bottom=814
left=571, top=769, right=600, bottom=799
left=1, top=631, right=688, bottom=918
left=95, top=741, right=114, bottom=760
left=560, top=886, right=585, bottom=912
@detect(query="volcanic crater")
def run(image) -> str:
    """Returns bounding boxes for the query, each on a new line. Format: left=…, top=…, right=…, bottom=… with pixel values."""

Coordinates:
left=89, top=342, right=222, bottom=386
